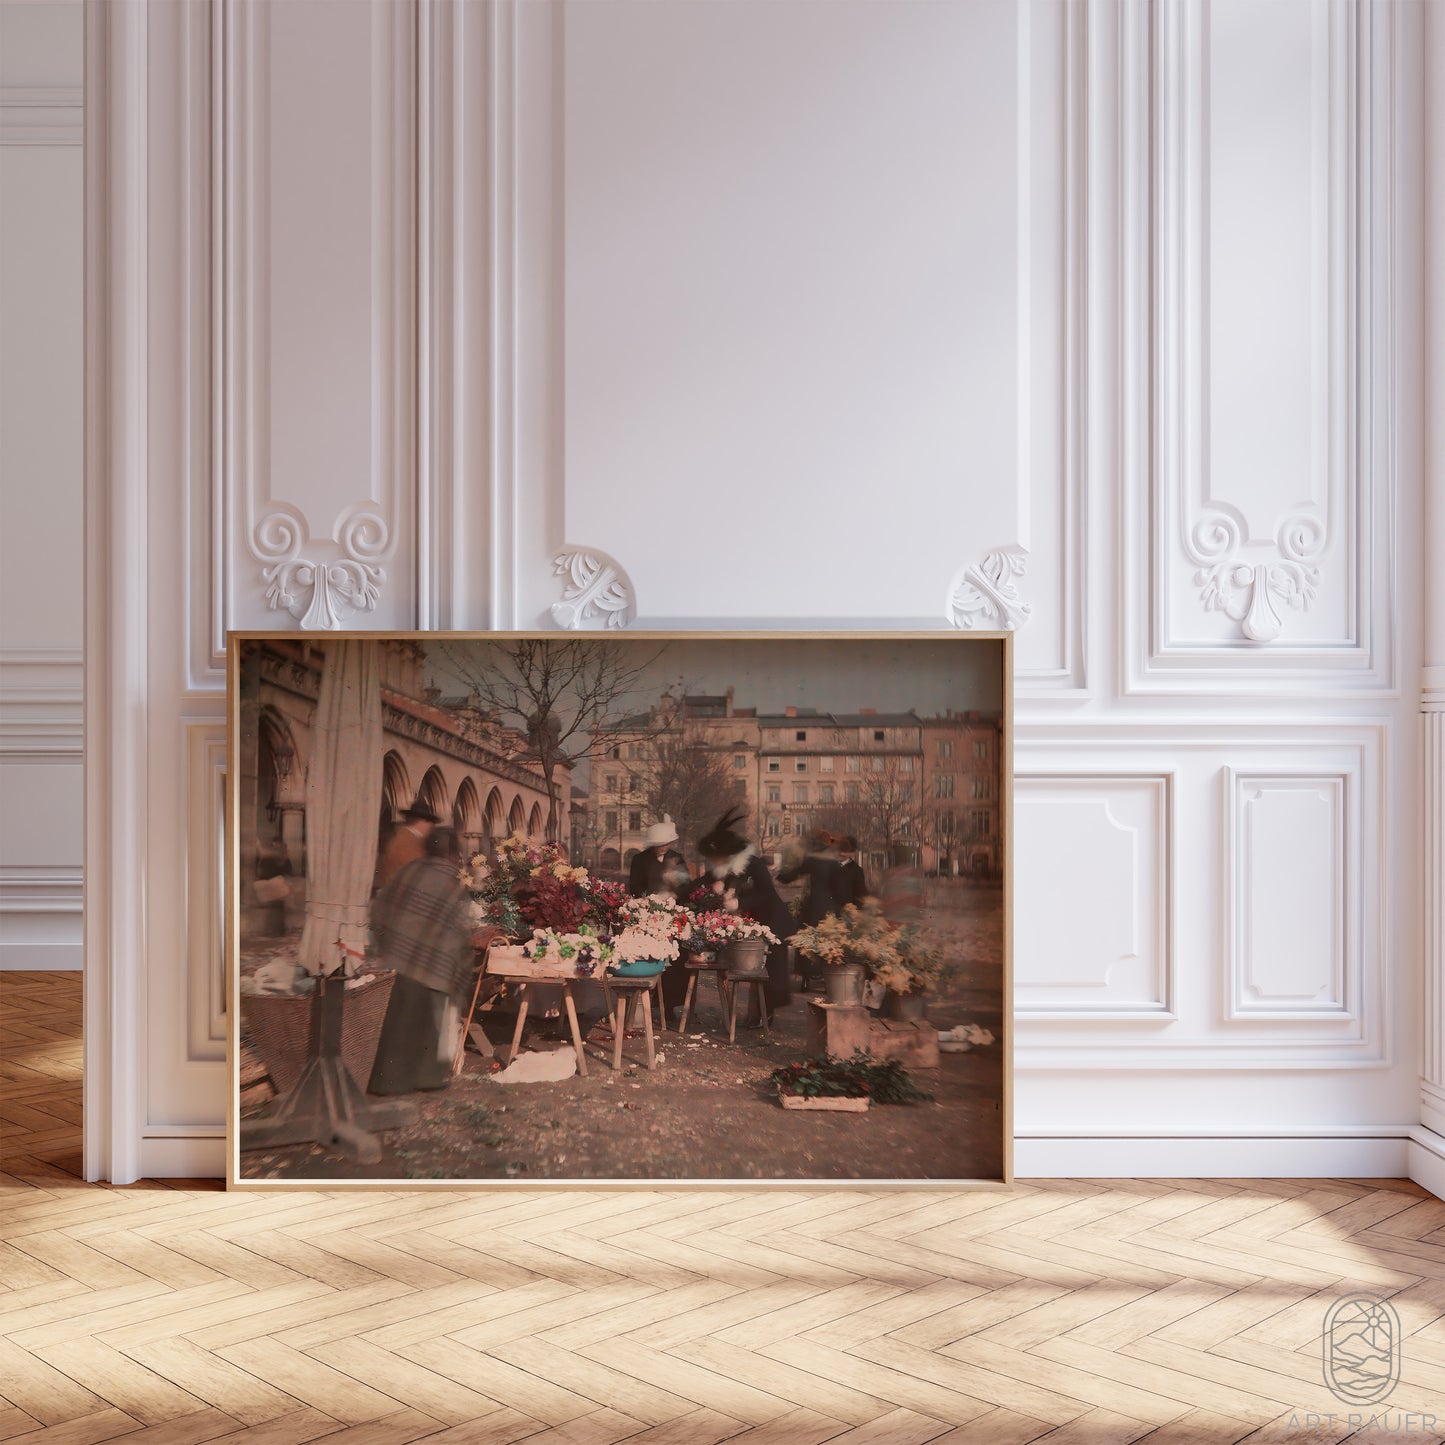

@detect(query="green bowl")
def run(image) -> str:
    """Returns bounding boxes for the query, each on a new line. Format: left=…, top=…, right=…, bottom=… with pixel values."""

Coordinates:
left=610, top=960, right=668, bottom=978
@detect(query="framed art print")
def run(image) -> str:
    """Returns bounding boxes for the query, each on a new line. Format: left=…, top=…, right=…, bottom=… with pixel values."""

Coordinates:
left=228, top=632, right=1011, bottom=1186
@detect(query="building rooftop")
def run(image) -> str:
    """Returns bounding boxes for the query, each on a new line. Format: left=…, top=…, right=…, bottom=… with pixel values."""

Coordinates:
left=756, top=711, right=925, bottom=729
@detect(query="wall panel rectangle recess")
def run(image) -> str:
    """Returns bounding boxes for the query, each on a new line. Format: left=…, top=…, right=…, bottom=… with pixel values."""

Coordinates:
left=545, top=0, right=1079, bottom=681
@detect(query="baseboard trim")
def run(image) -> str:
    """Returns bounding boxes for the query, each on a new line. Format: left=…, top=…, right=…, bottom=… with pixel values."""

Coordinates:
left=1408, top=1128, right=1445, bottom=1201
left=136, top=1134, right=226, bottom=1183
left=1015, top=1133, right=1414, bottom=1181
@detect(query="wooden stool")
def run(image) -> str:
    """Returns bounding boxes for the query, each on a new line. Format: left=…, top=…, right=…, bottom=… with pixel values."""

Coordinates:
left=677, top=962, right=733, bottom=1037
left=602, top=976, right=661, bottom=1070
left=726, top=971, right=771, bottom=1044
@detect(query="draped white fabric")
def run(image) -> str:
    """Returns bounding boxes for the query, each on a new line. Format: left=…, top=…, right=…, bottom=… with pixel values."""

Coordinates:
left=299, top=640, right=384, bottom=976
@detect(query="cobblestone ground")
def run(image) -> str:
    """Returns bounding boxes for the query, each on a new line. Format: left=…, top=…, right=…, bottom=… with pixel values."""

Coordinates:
left=238, top=882, right=1005, bottom=1184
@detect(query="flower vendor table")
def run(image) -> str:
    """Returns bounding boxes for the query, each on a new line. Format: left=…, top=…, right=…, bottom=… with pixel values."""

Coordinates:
left=454, top=941, right=593, bottom=1078
left=490, top=972, right=590, bottom=1078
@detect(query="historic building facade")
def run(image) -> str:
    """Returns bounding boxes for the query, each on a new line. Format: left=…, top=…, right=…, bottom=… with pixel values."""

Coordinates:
left=579, top=693, right=1002, bottom=878
left=238, top=640, right=567, bottom=930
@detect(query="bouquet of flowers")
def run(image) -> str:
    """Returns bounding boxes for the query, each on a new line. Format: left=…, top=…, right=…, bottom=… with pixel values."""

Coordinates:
left=688, top=910, right=781, bottom=948
left=791, top=901, right=902, bottom=972
left=461, top=834, right=601, bottom=939
left=580, top=876, right=627, bottom=925
left=519, top=922, right=611, bottom=978
left=876, top=926, right=946, bottom=995
left=616, top=893, right=694, bottom=941
left=610, top=909, right=686, bottom=965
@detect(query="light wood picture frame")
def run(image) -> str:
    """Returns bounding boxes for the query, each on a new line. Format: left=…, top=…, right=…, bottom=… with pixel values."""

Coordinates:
left=227, top=631, right=1012, bottom=1188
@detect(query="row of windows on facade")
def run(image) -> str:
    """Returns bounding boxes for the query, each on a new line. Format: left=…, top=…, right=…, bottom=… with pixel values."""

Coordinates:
left=606, top=737, right=991, bottom=763
left=598, top=808, right=995, bottom=839
left=599, top=772, right=992, bottom=804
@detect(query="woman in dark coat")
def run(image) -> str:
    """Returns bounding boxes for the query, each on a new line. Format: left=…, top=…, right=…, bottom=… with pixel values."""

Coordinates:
left=367, top=828, right=475, bottom=1094
left=694, top=807, right=795, bottom=1019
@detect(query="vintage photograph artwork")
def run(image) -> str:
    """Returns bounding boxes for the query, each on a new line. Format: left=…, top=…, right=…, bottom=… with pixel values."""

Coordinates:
left=229, top=633, right=1010, bottom=1185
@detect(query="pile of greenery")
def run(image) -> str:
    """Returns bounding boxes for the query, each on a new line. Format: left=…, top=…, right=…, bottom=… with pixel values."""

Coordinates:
left=770, top=1049, right=933, bottom=1105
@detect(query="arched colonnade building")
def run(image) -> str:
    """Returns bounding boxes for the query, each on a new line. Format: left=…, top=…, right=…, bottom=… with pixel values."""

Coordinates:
left=237, top=640, right=567, bottom=933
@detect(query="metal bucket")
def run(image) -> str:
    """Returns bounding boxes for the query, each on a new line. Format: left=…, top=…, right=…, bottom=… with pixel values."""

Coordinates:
left=823, top=961, right=867, bottom=1006
left=721, top=937, right=769, bottom=976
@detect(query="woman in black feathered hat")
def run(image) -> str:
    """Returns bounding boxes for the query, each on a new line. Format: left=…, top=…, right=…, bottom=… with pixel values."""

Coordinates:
left=692, top=806, right=796, bottom=1018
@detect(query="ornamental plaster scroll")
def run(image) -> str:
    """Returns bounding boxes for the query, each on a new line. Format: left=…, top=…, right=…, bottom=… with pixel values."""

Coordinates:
left=551, top=549, right=635, bottom=630
left=1189, top=510, right=1324, bottom=644
left=947, top=547, right=1032, bottom=631
left=254, top=506, right=389, bottom=631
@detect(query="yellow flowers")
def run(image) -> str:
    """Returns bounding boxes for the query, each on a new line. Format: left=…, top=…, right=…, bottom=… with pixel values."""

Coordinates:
left=792, top=902, right=945, bottom=993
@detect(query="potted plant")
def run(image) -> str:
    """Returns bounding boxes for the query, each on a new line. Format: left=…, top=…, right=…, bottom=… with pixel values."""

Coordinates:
left=769, top=1050, right=933, bottom=1111
left=792, top=901, right=901, bottom=1006
left=688, top=910, right=779, bottom=976
left=871, top=927, right=946, bottom=1021
left=607, top=902, right=687, bottom=977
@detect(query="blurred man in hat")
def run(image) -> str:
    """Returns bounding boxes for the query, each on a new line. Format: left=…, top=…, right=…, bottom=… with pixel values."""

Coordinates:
left=837, top=836, right=869, bottom=908
left=374, top=802, right=440, bottom=894
left=778, top=828, right=847, bottom=991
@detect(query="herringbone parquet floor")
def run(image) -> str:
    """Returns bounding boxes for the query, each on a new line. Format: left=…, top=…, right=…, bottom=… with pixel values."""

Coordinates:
left=4, top=971, right=1445, bottom=1443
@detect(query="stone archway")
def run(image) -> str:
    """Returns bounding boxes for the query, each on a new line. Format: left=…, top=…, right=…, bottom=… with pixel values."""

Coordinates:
left=483, top=787, right=505, bottom=848
left=454, top=776, right=482, bottom=856
left=527, top=802, right=543, bottom=840
left=507, top=795, right=526, bottom=837
left=417, top=765, right=449, bottom=823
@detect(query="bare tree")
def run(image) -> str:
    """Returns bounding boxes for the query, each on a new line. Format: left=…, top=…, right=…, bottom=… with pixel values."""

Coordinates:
left=435, top=639, right=665, bottom=846
left=815, top=757, right=925, bottom=862
left=635, top=725, right=743, bottom=853
left=928, top=802, right=965, bottom=876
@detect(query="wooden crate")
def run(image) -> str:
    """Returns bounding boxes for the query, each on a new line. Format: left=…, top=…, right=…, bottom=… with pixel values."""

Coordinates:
left=806, top=1000, right=939, bottom=1070
left=779, top=1092, right=870, bottom=1113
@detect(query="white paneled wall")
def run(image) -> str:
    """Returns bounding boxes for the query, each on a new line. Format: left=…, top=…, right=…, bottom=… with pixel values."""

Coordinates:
left=0, top=0, right=83, bottom=969
left=77, top=0, right=1435, bottom=1184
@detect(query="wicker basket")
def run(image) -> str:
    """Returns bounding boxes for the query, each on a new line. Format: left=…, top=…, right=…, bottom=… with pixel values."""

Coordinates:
left=240, top=971, right=396, bottom=1096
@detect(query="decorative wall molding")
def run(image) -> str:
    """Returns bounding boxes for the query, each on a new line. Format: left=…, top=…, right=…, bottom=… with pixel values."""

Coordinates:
left=0, top=866, right=83, bottom=913
left=1226, top=769, right=1352, bottom=1018
left=258, top=508, right=388, bottom=630
left=1014, top=774, right=1173, bottom=1019
left=1123, top=0, right=1397, bottom=693
left=186, top=726, right=227, bottom=1059
left=0, top=83, right=82, bottom=146
left=1193, top=513, right=1324, bottom=643
left=550, top=549, right=634, bottom=630
left=947, top=547, right=1033, bottom=632
left=0, top=649, right=83, bottom=759
left=0, top=866, right=83, bottom=971
left=224, top=0, right=415, bottom=633
left=1015, top=725, right=1386, bottom=1069
left=510, top=0, right=1085, bottom=687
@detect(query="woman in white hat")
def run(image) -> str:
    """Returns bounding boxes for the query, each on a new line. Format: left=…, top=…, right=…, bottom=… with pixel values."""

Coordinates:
left=627, top=814, right=690, bottom=899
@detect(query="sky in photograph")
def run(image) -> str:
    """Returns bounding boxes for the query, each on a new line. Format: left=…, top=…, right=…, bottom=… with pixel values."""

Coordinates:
left=425, top=636, right=1004, bottom=721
